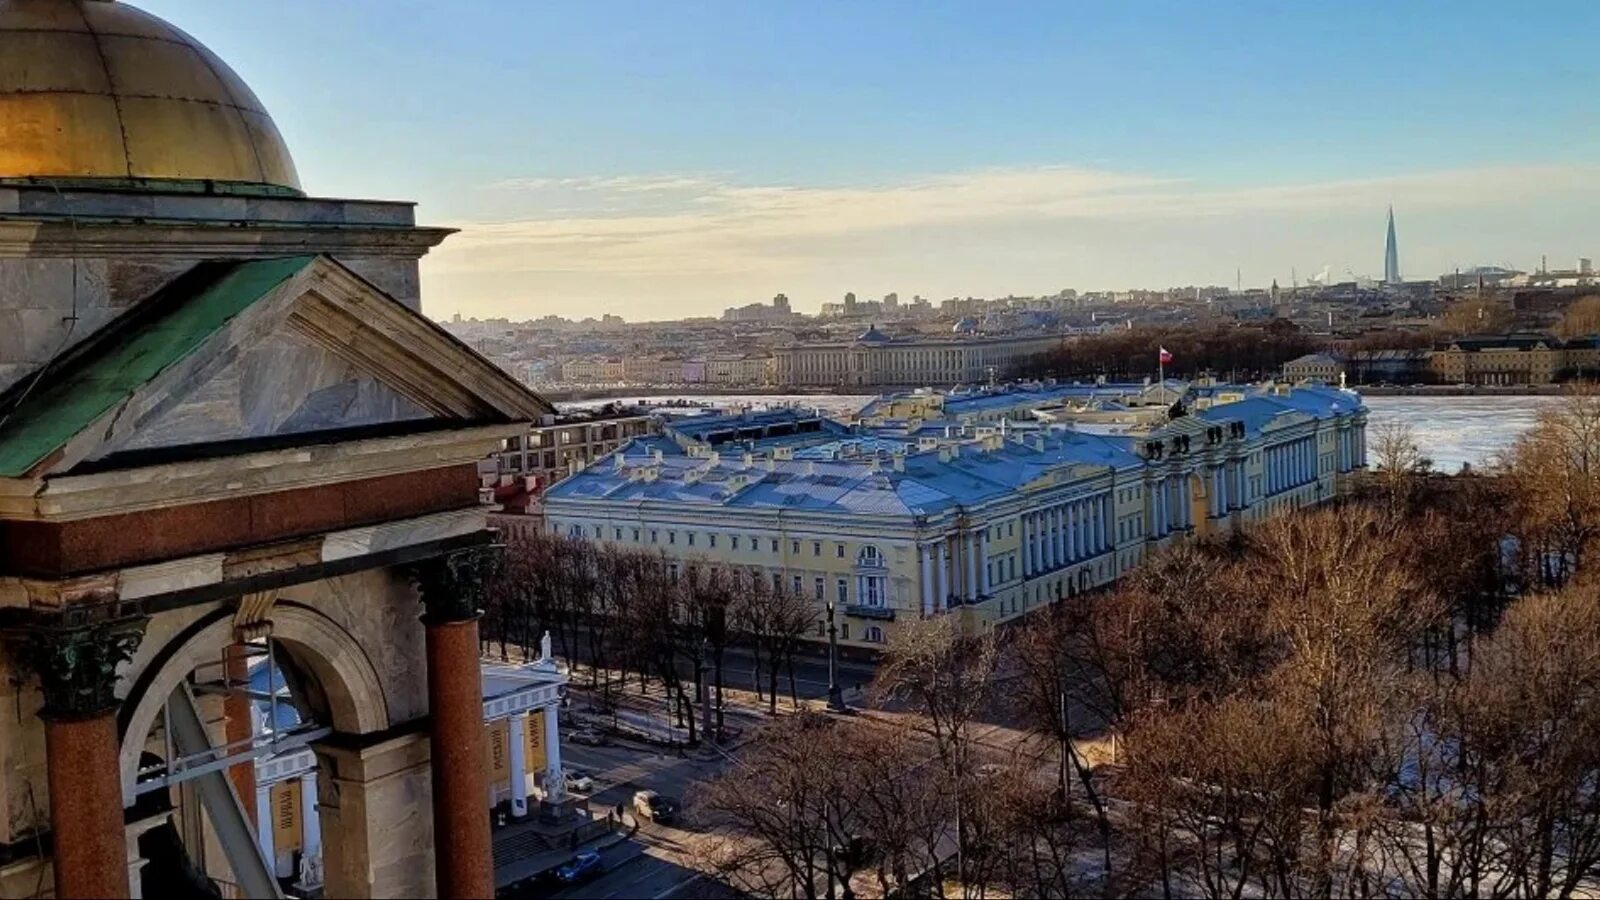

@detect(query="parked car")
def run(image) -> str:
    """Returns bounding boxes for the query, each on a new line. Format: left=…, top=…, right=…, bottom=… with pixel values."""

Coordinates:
left=555, top=850, right=604, bottom=884
left=633, top=789, right=680, bottom=825
left=569, top=727, right=610, bottom=747
left=563, top=768, right=594, bottom=793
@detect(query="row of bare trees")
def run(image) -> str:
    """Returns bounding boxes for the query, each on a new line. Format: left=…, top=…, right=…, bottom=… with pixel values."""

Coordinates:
left=480, top=533, right=819, bottom=738
left=700, top=390, right=1600, bottom=897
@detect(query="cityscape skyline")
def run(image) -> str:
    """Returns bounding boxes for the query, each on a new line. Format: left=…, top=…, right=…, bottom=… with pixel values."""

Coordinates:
left=134, top=0, right=1600, bottom=321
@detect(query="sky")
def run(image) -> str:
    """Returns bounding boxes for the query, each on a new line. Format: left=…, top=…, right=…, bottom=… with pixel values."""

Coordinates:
left=139, top=0, right=1600, bottom=321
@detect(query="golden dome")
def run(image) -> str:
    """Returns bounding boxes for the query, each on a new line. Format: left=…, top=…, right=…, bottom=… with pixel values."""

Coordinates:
left=0, top=0, right=301, bottom=193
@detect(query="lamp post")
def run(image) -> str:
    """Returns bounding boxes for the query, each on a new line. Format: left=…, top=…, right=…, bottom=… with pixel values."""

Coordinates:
left=826, top=599, right=848, bottom=713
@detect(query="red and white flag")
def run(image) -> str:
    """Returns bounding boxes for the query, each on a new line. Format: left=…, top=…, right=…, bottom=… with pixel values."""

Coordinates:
left=1158, top=347, right=1173, bottom=365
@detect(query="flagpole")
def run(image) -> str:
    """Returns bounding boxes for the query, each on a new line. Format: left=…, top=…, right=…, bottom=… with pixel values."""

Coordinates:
left=1159, top=353, right=1165, bottom=405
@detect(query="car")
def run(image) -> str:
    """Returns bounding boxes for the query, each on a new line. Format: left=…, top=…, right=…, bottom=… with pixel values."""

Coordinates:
left=563, top=768, right=594, bottom=793
left=633, top=789, right=680, bottom=825
left=569, top=728, right=610, bottom=747
left=555, top=850, right=604, bottom=884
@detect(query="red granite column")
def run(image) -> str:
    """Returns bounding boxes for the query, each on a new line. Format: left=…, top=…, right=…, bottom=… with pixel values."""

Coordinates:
left=223, top=642, right=257, bottom=828
left=25, top=611, right=147, bottom=900
left=45, top=712, right=130, bottom=899
left=413, top=549, right=496, bottom=899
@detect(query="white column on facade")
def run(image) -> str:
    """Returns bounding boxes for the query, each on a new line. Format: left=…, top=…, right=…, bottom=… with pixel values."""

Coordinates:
left=508, top=712, right=530, bottom=818
left=920, top=544, right=935, bottom=617
left=980, top=534, right=992, bottom=595
left=1066, top=502, right=1078, bottom=559
left=255, top=784, right=273, bottom=870
left=936, top=541, right=949, bottom=607
left=966, top=532, right=979, bottom=599
left=1103, top=494, right=1113, bottom=548
left=300, top=770, right=322, bottom=870
left=1047, top=506, right=1060, bottom=569
left=1023, top=514, right=1034, bottom=575
left=544, top=703, right=564, bottom=803
left=1054, top=505, right=1067, bottom=563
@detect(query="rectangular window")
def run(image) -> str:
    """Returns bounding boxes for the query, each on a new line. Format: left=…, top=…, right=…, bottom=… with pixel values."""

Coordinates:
left=841, top=623, right=850, bottom=641
left=668, top=564, right=679, bottom=582
left=688, top=533, right=696, bottom=547
left=614, top=527, right=623, bottom=540
left=731, top=536, right=740, bottom=550
left=836, top=543, right=846, bottom=558
left=791, top=540, right=801, bottom=554
left=772, top=573, right=782, bottom=592
left=793, top=575, right=803, bottom=595
left=709, top=534, right=718, bottom=548
left=650, top=530, right=658, bottom=544
left=771, top=538, right=780, bottom=553
left=633, top=529, right=640, bottom=542
left=837, top=578, right=848, bottom=604
left=668, top=531, right=676, bottom=545
left=813, top=541, right=822, bottom=557
left=814, top=577, right=825, bottom=600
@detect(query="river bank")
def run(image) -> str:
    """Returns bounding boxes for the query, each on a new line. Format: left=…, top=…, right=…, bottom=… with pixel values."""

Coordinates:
left=1355, top=384, right=1573, bottom=397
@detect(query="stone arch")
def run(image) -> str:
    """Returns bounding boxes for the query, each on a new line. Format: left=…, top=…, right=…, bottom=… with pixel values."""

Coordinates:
left=117, top=600, right=389, bottom=805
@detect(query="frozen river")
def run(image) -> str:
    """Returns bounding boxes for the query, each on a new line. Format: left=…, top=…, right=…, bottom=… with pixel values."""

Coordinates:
left=568, top=393, right=1561, bottom=475
left=1362, top=395, right=1561, bottom=473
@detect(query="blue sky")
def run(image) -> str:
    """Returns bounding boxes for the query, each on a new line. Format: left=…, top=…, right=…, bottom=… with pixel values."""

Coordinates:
left=141, top=0, right=1600, bottom=320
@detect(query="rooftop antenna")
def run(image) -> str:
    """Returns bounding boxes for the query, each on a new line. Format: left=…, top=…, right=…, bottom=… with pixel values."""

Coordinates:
left=1236, top=267, right=1242, bottom=293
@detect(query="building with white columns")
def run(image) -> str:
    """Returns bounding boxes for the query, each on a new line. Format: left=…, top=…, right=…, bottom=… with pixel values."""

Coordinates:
left=543, top=383, right=1367, bottom=648
left=249, top=643, right=570, bottom=891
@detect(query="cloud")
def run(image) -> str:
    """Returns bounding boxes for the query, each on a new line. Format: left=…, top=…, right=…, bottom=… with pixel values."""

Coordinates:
left=424, top=162, right=1600, bottom=317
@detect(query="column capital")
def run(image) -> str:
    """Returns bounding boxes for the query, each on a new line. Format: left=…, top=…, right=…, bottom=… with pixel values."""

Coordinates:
left=13, top=605, right=147, bottom=720
left=408, top=545, right=501, bottom=625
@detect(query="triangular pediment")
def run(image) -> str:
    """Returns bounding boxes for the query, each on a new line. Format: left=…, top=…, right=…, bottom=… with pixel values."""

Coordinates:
left=0, top=255, right=551, bottom=478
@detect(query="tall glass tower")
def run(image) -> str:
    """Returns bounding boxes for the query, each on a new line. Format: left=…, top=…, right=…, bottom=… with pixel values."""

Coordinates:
left=1384, top=206, right=1401, bottom=285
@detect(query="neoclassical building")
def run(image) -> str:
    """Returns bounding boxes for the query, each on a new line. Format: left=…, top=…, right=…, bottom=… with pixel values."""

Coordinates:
left=543, top=383, right=1368, bottom=648
left=772, top=328, right=1063, bottom=388
left=0, top=2, right=550, bottom=898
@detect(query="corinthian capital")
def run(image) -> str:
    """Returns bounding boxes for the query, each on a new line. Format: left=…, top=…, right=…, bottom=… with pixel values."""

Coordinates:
left=409, top=545, right=502, bottom=624
left=17, top=608, right=147, bottom=719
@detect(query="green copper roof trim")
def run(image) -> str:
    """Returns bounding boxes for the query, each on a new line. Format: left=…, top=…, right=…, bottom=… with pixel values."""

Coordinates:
left=0, top=256, right=315, bottom=478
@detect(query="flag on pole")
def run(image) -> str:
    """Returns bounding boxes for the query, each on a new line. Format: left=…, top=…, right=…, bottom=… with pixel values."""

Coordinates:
left=1158, top=347, right=1173, bottom=365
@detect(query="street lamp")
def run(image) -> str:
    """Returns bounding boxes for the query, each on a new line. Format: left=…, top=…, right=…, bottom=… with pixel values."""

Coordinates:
left=825, top=599, right=848, bottom=713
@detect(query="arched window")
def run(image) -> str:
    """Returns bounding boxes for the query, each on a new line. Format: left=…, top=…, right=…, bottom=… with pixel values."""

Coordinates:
left=857, top=545, right=885, bottom=568
left=865, top=626, right=886, bottom=644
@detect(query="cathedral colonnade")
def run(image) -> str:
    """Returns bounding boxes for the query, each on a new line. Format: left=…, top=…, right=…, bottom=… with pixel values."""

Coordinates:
left=11, top=549, right=498, bottom=900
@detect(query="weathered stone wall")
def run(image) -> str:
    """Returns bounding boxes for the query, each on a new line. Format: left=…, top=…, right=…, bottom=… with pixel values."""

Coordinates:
left=0, top=186, right=452, bottom=395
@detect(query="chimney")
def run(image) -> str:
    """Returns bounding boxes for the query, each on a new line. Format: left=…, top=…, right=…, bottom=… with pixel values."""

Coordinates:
left=893, top=455, right=905, bottom=473
left=653, top=449, right=664, bottom=463
left=742, top=452, right=754, bottom=469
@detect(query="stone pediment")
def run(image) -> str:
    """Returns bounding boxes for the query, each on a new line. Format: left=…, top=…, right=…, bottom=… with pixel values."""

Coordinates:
left=0, top=255, right=551, bottom=478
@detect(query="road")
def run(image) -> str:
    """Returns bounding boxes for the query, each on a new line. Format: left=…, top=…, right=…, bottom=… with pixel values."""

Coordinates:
left=540, top=734, right=734, bottom=900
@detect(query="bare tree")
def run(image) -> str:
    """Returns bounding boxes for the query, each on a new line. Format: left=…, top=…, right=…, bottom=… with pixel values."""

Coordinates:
left=1499, top=387, right=1600, bottom=587
left=1369, top=421, right=1432, bottom=520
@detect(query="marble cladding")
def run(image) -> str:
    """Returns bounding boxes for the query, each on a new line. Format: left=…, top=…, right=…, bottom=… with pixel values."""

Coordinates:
left=110, top=330, right=431, bottom=457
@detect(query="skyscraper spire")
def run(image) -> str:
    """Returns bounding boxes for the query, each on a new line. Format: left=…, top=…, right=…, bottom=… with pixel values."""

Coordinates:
left=1384, top=206, right=1401, bottom=285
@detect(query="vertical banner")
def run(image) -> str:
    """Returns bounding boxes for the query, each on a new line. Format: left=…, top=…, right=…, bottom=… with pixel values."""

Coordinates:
left=271, top=779, right=303, bottom=854
left=486, top=718, right=511, bottom=790
left=524, top=709, right=548, bottom=774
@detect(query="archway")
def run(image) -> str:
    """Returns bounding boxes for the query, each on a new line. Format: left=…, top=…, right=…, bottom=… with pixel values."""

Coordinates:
left=116, top=600, right=393, bottom=897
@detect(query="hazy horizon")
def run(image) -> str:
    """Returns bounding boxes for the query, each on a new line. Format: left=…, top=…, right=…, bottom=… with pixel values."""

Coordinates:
left=138, top=0, right=1600, bottom=322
